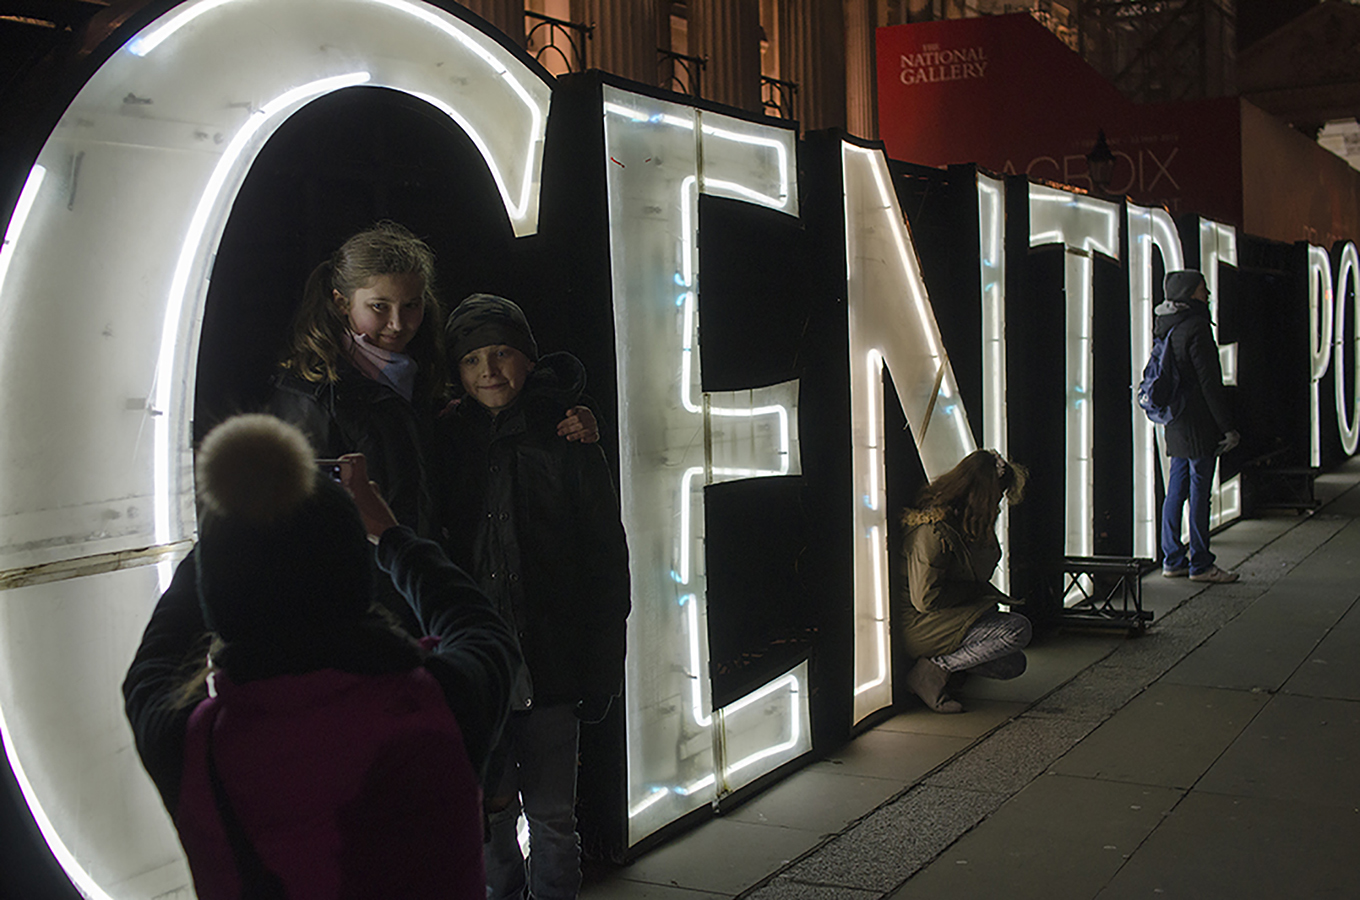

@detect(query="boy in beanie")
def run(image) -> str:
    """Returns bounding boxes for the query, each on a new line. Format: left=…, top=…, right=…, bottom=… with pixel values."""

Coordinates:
left=441, top=294, right=630, bottom=900
left=124, top=414, right=519, bottom=899
left=1153, top=270, right=1240, bottom=583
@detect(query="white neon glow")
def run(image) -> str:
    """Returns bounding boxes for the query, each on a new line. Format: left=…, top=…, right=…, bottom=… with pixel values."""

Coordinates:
left=1127, top=203, right=1184, bottom=558
left=0, top=166, right=45, bottom=297
left=628, top=667, right=804, bottom=816
left=1335, top=242, right=1360, bottom=455
left=409, top=91, right=540, bottom=225
left=843, top=141, right=976, bottom=723
left=602, top=101, right=793, bottom=212
left=1194, top=218, right=1241, bottom=530
left=1210, top=474, right=1243, bottom=528
left=604, top=89, right=808, bottom=845
left=0, top=702, right=114, bottom=900
left=4, top=4, right=558, bottom=895
left=132, top=0, right=547, bottom=235
left=1309, top=243, right=1336, bottom=467
left=1199, top=218, right=1239, bottom=386
left=683, top=593, right=710, bottom=726
left=1029, top=184, right=1119, bottom=576
left=977, top=173, right=1010, bottom=593
left=152, top=71, right=371, bottom=545
left=125, top=0, right=234, bottom=56
left=852, top=524, right=889, bottom=697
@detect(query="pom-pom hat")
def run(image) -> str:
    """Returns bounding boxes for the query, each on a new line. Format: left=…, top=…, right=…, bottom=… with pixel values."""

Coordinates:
left=194, top=414, right=373, bottom=647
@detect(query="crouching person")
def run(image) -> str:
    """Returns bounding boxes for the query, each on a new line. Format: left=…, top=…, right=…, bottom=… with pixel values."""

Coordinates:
left=440, top=295, right=631, bottom=900
left=123, top=414, right=519, bottom=899
left=899, top=450, right=1032, bottom=714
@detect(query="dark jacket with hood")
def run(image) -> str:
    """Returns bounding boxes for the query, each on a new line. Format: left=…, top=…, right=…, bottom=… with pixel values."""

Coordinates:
left=267, top=361, right=439, bottom=539
left=438, top=351, right=630, bottom=707
left=1152, top=297, right=1235, bottom=459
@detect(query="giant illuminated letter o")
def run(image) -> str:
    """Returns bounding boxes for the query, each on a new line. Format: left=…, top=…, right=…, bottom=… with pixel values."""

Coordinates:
left=0, top=2, right=548, bottom=896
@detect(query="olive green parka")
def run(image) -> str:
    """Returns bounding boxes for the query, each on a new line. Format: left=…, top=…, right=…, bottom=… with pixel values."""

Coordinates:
left=898, top=507, right=1007, bottom=659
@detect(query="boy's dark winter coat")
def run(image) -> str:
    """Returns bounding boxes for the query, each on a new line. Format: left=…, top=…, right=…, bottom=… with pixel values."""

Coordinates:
left=439, top=352, right=630, bottom=705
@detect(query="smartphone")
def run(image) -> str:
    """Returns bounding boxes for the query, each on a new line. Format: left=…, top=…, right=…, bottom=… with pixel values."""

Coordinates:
left=316, top=459, right=346, bottom=484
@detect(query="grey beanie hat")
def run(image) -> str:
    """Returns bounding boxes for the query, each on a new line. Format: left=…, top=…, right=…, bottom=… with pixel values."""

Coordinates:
left=445, top=293, right=539, bottom=365
left=1164, top=270, right=1207, bottom=303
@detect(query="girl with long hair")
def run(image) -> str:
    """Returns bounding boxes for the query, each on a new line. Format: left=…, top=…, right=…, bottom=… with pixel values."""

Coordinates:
left=899, top=449, right=1033, bottom=713
left=269, top=221, right=596, bottom=541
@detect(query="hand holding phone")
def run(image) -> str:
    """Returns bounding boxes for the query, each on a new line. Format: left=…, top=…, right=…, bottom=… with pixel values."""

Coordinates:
left=323, top=454, right=400, bottom=541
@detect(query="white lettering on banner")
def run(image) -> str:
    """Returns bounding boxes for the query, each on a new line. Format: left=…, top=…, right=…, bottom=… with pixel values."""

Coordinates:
left=899, top=45, right=989, bottom=85
left=602, top=87, right=810, bottom=846
left=1029, top=185, right=1120, bottom=584
left=1011, top=148, right=1180, bottom=199
left=843, top=142, right=977, bottom=724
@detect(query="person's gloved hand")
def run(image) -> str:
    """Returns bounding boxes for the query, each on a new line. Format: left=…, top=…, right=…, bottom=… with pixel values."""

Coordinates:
left=1216, top=430, right=1240, bottom=455
left=574, top=694, right=614, bottom=724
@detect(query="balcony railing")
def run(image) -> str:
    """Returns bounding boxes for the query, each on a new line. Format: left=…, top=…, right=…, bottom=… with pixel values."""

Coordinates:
left=658, top=48, right=705, bottom=99
left=761, top=76, right=798, bottom=120
left=525, top=10, right=593, bottom=75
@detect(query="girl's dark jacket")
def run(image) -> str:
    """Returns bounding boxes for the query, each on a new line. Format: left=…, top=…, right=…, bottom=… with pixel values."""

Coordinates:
left=122, top=527, right=520, bottom=899
left=268, top=360, right=439, bottom=539
left=1152, top=298, right=1235, bottom=459
left=438, top=351, right=631, bottom=707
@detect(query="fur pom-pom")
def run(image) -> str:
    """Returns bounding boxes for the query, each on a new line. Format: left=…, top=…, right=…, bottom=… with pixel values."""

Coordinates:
left=196, top=414, right=317, bottom=523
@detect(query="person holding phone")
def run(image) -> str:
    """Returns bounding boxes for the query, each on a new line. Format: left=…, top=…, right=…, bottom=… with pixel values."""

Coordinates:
left=123, top=413, right=520, bottom=898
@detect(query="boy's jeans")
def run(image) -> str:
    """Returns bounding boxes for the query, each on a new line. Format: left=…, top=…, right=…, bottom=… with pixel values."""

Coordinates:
left=484, top=704, right=581, bottom=900
left=1161, top=455, right=1217, bottom=574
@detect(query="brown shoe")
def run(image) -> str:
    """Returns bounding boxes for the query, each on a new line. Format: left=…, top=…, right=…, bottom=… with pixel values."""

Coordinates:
left=1188, top=565, right=1239, bottom=584
left=905, top=658, right=964, bottom=713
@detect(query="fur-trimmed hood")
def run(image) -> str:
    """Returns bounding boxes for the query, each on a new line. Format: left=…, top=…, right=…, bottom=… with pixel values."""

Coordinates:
left=901, top=506, right=950, bottom=528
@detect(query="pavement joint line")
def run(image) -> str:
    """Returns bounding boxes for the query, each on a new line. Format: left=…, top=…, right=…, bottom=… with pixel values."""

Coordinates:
left=736, top=492, right=1354, bottom=899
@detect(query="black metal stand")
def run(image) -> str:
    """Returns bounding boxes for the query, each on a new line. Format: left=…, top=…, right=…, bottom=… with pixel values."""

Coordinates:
left=1058, top=555, right=1156, bottom=632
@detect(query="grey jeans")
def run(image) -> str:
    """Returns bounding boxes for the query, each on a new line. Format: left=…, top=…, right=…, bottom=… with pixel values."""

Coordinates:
left=931, top=610, right=1032, bottom=679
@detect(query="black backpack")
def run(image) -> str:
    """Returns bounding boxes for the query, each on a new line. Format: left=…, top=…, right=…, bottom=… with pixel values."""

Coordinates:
left=1137, top=324, right=1184, bottom=425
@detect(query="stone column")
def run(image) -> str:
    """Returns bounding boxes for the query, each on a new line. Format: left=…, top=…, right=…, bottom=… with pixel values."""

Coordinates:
left=844, top=0, right=877, bottom=139
left=689, top=0, right=762, bottom=112
left=779, top=0, right=846, bottom=132
left=574, top=0, right=661, bottom=85
left=458, top=0, right=527, bottom=49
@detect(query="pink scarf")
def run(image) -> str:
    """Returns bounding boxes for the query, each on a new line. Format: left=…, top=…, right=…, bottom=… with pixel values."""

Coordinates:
left=344, top=331, right=418, bottom=402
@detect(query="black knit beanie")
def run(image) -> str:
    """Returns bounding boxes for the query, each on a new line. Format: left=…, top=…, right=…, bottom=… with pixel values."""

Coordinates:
left=445, top=293, right=539, bottom=366
left=194, top=414, right=373, bottom=647
left=1164, top=270, right=1206, bottom=303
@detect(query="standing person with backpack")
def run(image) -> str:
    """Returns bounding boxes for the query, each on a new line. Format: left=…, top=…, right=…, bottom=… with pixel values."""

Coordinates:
left=1154, top=269, right=1240, bottom=583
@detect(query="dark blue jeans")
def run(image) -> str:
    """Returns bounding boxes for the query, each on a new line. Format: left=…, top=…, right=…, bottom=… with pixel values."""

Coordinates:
left=484, top=703, right=581, bottom=900
left=1161, top=455, right=1217, bottom=574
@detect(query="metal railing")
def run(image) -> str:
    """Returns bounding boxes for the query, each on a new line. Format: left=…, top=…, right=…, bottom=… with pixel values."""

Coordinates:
left=525, top=10, right=593, bottom=75
left=761, top=75, right=797, bottom=120
left=658, top=48, right=705, bottom=98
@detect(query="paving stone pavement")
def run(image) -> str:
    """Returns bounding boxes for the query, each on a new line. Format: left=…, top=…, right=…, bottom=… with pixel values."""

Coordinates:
left=584, top=461, right=1360, bottom=899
